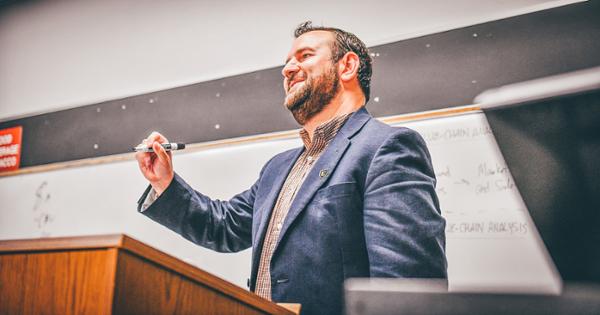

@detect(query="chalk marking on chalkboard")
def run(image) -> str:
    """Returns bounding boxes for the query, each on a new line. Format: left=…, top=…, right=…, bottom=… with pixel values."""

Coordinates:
left=445, top=220, right=529, bottom=237
left=454, top=179, right=470, bottom=185
left=32, top=181, right=54, bottom=232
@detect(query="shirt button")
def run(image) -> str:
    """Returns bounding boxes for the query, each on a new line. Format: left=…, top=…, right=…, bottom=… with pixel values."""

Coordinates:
left=277, top=222, right=283, bottom=230
left=307, top=156, right=313, bottom=161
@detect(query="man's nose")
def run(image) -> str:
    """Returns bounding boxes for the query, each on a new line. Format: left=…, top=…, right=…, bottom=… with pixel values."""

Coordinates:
left=282, top=60, right=300, bottom=79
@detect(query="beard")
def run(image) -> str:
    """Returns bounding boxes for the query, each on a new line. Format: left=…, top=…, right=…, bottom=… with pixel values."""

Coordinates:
left=284, top=65, right=339, bottom=125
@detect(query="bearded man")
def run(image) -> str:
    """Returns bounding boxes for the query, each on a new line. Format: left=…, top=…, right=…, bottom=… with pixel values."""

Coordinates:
left=136, top=21, right=447, bottom=315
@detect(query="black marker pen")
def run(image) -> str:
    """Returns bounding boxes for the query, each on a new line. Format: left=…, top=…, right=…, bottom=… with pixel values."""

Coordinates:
left=133, top=143, right=186, bottom=152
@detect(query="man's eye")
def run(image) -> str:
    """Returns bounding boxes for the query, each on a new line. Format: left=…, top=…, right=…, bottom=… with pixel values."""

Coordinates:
left=301, top=53, right=311, bottom=59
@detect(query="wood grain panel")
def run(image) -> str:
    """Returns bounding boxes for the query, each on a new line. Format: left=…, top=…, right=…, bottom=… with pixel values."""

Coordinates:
left=118, top=235, right=294, bottom=313
left=112, top=251, right=268, bottom=315
left=0, top=248, right=118, bottom=315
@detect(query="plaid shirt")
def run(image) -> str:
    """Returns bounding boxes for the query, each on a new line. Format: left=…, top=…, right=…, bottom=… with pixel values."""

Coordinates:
left=255, top=112, right=352, bottom=300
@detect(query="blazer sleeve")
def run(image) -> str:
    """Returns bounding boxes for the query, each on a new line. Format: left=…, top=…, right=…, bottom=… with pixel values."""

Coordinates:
left=138, top=171, right=258, bottom=253
left=363, top=127, right=448, bottom=278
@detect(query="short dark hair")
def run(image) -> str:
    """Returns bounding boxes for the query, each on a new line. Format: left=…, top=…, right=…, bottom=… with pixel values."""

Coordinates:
left=294, top=21, right=373, bottom=103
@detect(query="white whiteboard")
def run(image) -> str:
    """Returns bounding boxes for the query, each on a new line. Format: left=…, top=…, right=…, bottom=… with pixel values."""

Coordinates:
left=0, top=110, right=561, bottom=293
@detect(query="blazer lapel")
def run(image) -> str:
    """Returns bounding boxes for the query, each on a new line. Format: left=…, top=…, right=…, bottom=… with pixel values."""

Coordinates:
left=275, top=107, right=372, bottom=250
left=251, top=147, right=303, bottom=267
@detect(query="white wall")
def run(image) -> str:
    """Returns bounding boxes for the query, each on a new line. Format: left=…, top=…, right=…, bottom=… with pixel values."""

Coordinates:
left=0, top=0, right=579, bottom=120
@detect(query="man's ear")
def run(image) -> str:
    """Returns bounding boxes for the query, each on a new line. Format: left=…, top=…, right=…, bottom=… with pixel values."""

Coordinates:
left=338, top=52, right=360, bottom=82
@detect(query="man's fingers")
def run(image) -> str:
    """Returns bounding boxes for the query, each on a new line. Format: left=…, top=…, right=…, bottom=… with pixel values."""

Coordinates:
left=135, top=150, right=146, bottom=160
left=142, top=132, right=170, bottom=158
left=153, top=141, right=171, bottom=165
left=147, top=131, right=169, bottom=144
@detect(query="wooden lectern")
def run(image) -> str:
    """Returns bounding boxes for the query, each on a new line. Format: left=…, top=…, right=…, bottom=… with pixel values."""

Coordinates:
left=0, top=234, right=299, bottom=315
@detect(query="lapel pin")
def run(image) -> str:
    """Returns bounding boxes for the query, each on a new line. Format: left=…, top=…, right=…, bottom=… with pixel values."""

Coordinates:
left=319, top=169, right=329, bottom=178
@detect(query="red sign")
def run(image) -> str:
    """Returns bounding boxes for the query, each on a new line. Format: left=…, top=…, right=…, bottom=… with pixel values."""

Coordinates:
left=0, top=126, right=23, bottom=172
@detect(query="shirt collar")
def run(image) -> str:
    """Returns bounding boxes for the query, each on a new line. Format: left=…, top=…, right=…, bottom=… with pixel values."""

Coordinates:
left=299, top=111, right=354, bottom=149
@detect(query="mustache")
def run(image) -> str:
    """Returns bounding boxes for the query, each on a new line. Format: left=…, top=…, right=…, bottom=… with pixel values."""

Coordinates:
left=287, top=73, right=307, bottom=90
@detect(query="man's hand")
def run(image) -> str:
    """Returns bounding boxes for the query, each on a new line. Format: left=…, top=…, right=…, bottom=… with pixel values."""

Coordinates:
left=135, top=131, right=174, bottom=196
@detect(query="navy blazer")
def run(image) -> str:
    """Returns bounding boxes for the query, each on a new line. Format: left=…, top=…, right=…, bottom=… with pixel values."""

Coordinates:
left=139, top=107, right=447, bottom=315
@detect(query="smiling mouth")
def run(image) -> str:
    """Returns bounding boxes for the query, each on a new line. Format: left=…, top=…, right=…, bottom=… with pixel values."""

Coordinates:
left=288, top=80, right=304, bottom=91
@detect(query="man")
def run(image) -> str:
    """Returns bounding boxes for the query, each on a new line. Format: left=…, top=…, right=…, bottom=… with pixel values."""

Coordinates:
left=136, top=21, right=447, bottom=315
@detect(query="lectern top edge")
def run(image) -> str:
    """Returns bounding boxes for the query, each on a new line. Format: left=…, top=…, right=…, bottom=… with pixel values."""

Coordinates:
left=0, top=233, right=126, bottom=253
